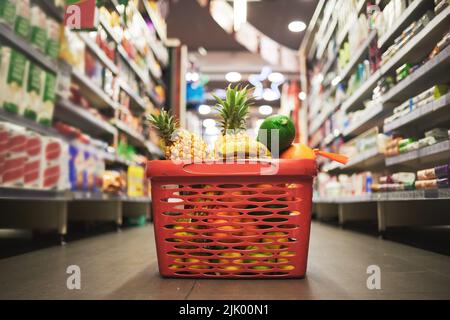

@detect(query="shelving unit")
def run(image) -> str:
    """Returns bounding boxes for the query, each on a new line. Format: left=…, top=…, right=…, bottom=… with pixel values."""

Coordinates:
left=0, top=0, right=172, bottom=242
left=0, top=23, right=58, bottom=74
left=301, top=0, right=450, bottom=234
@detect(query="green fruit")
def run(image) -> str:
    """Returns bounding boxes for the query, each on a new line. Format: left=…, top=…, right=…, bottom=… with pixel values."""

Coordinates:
left=257, top=115, right=295, bottom=153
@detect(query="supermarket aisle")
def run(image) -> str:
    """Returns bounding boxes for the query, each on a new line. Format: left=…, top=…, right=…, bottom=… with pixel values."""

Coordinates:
left=0, top=222, right=449, bottom=300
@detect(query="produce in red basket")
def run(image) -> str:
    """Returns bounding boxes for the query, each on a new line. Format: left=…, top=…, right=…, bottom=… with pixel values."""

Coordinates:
left=257, top=115, right=296, bottom=153
left=213, top=85, right=271, bottom=160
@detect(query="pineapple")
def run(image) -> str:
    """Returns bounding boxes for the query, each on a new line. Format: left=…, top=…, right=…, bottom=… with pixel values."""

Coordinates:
left=213, top=85, right=271, bottom=160
left=147, top=109, right=209, bottom=161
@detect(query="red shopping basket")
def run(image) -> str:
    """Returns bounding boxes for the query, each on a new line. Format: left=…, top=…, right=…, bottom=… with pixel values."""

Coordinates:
left=146, top=159, right=316, bottom=279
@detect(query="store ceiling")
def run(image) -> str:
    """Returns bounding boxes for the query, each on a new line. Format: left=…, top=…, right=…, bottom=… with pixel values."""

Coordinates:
left=166, top=0, right=318, bottom=51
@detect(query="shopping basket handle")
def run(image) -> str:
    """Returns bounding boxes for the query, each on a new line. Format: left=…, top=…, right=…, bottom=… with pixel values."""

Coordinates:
left=313, top=149, right=349, bottom=165
left=182, top=161, right=277, bottom=175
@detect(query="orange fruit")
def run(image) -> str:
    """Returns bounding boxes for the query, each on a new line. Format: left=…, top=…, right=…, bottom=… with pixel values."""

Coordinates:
left=280, top=143, right=315, bottom=160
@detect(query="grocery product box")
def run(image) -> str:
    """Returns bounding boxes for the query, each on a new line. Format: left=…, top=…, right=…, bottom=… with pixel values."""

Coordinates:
left=64, top=0, right=98, bottom=31
left=127, top=165, right=144, bottom=197
left=30, top=5, right=48, bottom=53
left=24, top=62, right=44, bottom=121
left=14, top=0, right=30, bottom=39
left=46, top=19, right=61, bottom=59
left=0, top=0, right=17, bottom=26
left=23, top=131, right=43, bottom=188
left=40, top=137, right=67, bottom=190
left=0, top=122, right=27, bottom=187
left=0, top=46, right=29, bottom=114
left=39, top=72, right=57, bottom=126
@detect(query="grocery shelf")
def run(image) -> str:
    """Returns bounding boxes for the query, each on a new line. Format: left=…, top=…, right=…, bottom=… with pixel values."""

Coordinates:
left=316, top=18, right=338, bottom=60
left=99, top=17, right=122, bottom=45
left=0, top=23, right=58, bottom=74
left=343, top=103, right=386, bottom=138
left=0, top=103, right=122, bottom=164
left=379, top=6, right=450, bottom=78
left=71, top=68, right=119, bottom=111
left=327, top=147, right=384, bottom=173
left=79, top=33, right=119, bottom=75
left=377, top=0, right=429, bottom=49
left=142, top=0, right=167, bottom=42
left=341, top=70, right=382, bottom=113
left=0, top=187, right=70, bottom=201
left=33, top=0, right=64, bottom=22
left=55, top=97, right=118, bottom=138
left=381, top=45, right=450, bottom=104
left=383, top=92, right=450, bottom=133
left=117, top=46, right=150, bottom=86
left=309, top=101, right=340, bottom=135
left=338, top=31, right=376, bottom=84
left=121, top=196, right=152, bottom=203
left=72, top=191, right=122, bottom=202
left=386, top=139, right=450, bottom=167
left=119, top=81, right=148, bottom=113
left=113, top=120, right=147, bottom=148
left=0, top=108, right=61, bottom=138
left=314, top=189, right=450, bottom=203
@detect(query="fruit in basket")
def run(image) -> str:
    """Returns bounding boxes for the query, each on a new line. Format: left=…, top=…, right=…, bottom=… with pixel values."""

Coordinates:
left=257, top=115, right=295, bottom=153
left=280, top=143, right=315, bottom=160
left=213, top=85, right=271, bottom=160
left=147, top=109, right=209, bottom=161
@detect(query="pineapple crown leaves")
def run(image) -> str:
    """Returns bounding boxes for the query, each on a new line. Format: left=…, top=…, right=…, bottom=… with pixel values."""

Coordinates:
left=213, top=85, right=255, bottom=134
left=146, top=109, right=179, bottom=145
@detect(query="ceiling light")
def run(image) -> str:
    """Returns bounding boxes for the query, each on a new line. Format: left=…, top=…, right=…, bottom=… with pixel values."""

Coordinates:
left=288, top=20, right=306, bottom=33
left=259, top=105, right=273, bottom=116
left=234, top=0, right=247, bottom=32
left=298, top=91, right=307, bottom=101
left=262, top=89, right=279, bottom=101
left=268, top=72, right=285, bottom=83
left=203, top=119, right=216, bottom=128
left=198, top=104, right=211, bottom=115
left=225, top=71, right=242, bottom=83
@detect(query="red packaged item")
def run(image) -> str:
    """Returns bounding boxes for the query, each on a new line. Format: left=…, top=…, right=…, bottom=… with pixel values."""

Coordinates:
left=24, top=132, right=43, bottom=188
left=1, top=123, right=27, bottom=187
left=40, top=137, right=64, bottom=190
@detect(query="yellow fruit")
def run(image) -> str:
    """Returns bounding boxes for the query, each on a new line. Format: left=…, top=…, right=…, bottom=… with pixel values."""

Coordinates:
left=220, top=265, right=241, bottom=271
left=220, top=252, right=241, bottom=258
left=279, top=265, right=295, bottom=270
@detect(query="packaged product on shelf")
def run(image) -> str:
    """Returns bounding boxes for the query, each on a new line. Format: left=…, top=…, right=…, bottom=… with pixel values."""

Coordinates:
left=40, top=137, right=65, bottom=190
left=434, top=164, right=450, bottom=178
left=23, top=131, right=42, bottom=188
left=0, top=122, right=27, bottom=187
left=0, top=47, right=28, bottom=114
left=46, top=18, right=61, bottom=59
left=85, top=50, right=103, bottom=88
left=93, top=155, right=105, bottom=193
left=39, top=72, right=57, bottom=126
left=417, top=168, right=437, bottom=180
left=0, top=123, right=7, bottom=183
left=69, top=144, right=85, bottom=191
left=428, top=31, right=450, bottom=60
left=425, top=128, right=448, bottom=141
left=0, top=0, right=16, bottom=25
left=415, top=179, right=438, bottom=190
left=102, top=170, right=124, bottom=194
left=127, top=165, right=144, bottom=197
left=84, top=150, right=94, bottom=191
left=24, top=62, right=44, bottom=121
left=14, top=0, right=30, bottom=39
left=30, top=5, right=47, bottom=53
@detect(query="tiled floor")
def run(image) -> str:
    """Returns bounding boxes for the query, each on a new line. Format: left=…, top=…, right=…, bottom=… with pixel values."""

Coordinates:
left=0, top=222, right=449, bottom=300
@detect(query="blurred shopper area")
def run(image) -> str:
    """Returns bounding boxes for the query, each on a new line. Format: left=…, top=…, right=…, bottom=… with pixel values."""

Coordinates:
left=0, top=0, right=449, bottom=301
